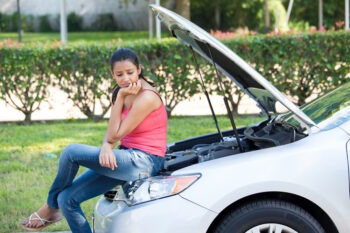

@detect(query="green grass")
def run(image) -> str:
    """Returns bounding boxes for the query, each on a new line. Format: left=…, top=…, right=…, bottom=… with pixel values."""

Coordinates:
left=0, top=31, right=171, bottom=43
left=0, top=115, right=263, bottom=233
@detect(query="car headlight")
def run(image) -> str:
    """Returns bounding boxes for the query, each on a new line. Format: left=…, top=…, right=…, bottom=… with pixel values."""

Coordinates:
left=125, top=174, right=201, bottom=205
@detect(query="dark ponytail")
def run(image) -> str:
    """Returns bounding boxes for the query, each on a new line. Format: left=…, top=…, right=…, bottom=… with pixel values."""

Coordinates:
left=110, top=48, right=153, bottom=104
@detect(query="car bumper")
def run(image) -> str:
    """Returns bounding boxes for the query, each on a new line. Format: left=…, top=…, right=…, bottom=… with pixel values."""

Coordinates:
left=93, top=194, right=217, bottom=233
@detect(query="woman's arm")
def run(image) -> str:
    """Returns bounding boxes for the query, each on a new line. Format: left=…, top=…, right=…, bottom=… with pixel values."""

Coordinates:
left=99, top=81, right=161, bottom=170
left=99, top=82, right=140, bottom=170
left=107, top=91, right=161, bottom=143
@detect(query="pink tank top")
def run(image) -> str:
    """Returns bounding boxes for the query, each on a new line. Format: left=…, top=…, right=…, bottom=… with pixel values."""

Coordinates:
left=120, top=89, right=168, bottom=157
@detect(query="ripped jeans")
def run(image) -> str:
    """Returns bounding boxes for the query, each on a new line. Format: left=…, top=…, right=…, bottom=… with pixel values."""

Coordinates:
left=46, top=144, right=164, bottom=233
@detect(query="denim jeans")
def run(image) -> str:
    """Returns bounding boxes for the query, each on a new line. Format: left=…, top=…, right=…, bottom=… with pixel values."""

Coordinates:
left=46, top=144, right=164, bottom=233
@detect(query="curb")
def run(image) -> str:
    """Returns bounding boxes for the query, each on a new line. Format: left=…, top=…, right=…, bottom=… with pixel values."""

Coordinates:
left=18, top=232, right=71, bottom=233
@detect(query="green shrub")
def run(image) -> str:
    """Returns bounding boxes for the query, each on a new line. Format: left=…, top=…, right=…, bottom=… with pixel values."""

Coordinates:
left=0, top=13, right=9, bottom=32
left=0, top=13, right=40, bottom=32
left=225, top=31, right=350, bottom=105
left=38, top=15, right=53, bottom=32
left=67, top=12, right=83, bottom=32
left=0, top=45, right=53, bottom=124
left=0, top=31, right=348, bottom=123
left=91, top=13, right=117, bottom=31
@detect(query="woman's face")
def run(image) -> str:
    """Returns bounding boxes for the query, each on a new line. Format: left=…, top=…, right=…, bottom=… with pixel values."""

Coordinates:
left=112, top=60, right=141, bottom=88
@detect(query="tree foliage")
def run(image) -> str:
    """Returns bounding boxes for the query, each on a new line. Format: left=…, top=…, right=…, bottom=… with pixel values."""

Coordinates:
left=190, top=0, right=346, bottom=32
left=0, top=46, right=52, bottom=124
left=137, top=40, right=201, bottom=117
left=281, top=0, right=346, bottom=29
left=54, top=45, right=113, bottom=121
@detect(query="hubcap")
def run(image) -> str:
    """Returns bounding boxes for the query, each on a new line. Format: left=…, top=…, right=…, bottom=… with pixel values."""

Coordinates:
left=245, top=223, right=298, bottom=233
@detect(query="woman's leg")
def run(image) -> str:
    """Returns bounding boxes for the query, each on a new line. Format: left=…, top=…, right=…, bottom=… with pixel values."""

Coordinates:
left=47, top=143, right=157, bottom=208
left=23, top=143, right=163, bottom=230
left=57, top=169, right=124, bottom=233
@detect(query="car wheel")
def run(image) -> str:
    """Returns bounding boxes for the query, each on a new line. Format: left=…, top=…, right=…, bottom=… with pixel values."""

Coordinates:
left=213, top=199, right=325, bottom=233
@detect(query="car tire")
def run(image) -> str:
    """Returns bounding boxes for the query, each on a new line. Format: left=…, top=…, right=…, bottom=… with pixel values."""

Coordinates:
left=213, top=199, right=325, bottom=233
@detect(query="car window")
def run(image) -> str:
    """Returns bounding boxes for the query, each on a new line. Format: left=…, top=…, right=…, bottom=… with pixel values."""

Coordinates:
left=284, top=83, right=350, bottom=131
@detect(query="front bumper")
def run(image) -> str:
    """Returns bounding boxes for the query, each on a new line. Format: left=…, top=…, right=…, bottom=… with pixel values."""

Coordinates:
left=93, top=194, right=217, bottom=233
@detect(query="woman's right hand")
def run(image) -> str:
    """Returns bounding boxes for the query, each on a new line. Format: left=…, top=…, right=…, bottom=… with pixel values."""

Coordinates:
left=99, top=142, right=117, bottom=170
left=118, top=80, right=142, bottom=97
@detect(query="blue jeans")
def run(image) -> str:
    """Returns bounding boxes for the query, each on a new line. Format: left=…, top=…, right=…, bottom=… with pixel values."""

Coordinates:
left=47, top=144, right=164, bottom=233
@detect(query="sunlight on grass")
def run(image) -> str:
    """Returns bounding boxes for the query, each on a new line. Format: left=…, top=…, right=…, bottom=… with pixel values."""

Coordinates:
left=0, top=31, right=171, bottom=43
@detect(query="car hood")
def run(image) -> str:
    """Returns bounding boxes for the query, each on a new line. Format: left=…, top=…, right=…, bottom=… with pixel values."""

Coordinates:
left=150, top=5, right=315, bottom=127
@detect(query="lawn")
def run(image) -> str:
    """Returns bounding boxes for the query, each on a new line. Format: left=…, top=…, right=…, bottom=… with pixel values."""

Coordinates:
left=0, top=31, right=171, bottom=43
left=0, top=115, right=263, bottom=233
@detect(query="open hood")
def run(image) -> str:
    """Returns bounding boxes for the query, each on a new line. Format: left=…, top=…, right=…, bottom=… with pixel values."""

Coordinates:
left=150, top=5, right=315, bottom=127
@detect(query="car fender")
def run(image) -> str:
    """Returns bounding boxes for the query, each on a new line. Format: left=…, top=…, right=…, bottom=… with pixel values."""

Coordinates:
left=340, top=119, right=350, bottom=135
left=175, top=127, right=350, bottom=230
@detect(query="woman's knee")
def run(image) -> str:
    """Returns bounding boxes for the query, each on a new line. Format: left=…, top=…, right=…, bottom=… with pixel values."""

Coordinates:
left=60, top=144, right=79, bottom=161
left=57, top=190, right=77, bottom=212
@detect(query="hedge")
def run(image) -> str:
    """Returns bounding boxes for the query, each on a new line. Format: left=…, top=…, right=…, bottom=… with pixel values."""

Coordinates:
left=0, top=31, right=349, bottom=123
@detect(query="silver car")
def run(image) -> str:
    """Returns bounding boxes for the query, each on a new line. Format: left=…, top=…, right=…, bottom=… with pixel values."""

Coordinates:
left=93, top=5, right=350, bottom=233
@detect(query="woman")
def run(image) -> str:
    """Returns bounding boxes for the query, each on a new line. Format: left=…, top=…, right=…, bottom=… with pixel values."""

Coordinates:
left=22, top=48, right=168, bottom=233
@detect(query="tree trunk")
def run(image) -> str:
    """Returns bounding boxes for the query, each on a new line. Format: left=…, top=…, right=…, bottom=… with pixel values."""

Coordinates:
left=264, top=0, right=270, bottom=32
left=175, top=0, right=190, bottom=19
left=23, top=111, right=32, bottom=125
left=214, top=1, right=221, bottom=29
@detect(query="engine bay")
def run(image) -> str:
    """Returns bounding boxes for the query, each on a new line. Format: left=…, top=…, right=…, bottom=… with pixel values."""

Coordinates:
left=162, top=119, right=307, bottom=172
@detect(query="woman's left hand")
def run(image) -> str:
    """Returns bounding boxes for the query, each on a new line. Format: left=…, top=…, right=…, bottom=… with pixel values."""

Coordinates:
left=99, top=143, right=117, bottom=170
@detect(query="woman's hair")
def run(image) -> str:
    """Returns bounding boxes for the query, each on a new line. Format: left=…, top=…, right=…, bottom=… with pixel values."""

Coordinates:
left=110, top=48, right=153, bottom=104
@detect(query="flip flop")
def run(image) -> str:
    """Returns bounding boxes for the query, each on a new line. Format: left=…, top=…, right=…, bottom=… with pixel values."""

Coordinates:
left=22, top=212, right=62, bottom=232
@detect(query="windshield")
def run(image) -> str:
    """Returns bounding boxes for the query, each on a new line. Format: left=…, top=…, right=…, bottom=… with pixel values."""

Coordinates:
left=284, top=82, right=350, bottom=131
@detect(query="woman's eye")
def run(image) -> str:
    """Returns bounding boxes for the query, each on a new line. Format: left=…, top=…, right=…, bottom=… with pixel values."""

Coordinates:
left=127, top=72, right=134, bottom=75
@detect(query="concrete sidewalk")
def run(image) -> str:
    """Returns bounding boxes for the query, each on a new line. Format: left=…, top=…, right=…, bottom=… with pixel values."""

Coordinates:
left=19, top=232, right=71, bottom=233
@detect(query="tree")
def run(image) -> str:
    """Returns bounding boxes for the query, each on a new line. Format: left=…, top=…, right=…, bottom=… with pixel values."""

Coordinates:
left=56, top=47, right=112, bottom=121
left=140, top=42, right=201, bottom=117
left=175, top=0, right=191, bottom=19
left=191, top=0, right=266, bottom=31
left=0, top=48, right=51, bottom=124
left=281, top=0, right=345, bottom=29
left=264, top=0, right=270, bottom=32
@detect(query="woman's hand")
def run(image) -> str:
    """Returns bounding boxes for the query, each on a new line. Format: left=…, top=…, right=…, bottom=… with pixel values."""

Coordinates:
left=118, top=79, right=142, bottom=98
left=99, top=142, right=117, bottom=170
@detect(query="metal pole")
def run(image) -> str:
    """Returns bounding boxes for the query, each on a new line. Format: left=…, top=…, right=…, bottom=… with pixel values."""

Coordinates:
left=155, top=0, right=161, bottom=41
left=60, top=0, right=67, bottom=43
left=318, top=0, right=323, bottom=29
left=16, top=0, right=22, bottom=42
left=346, top=0, right=349, bottom=30
left=149, top=0, right=153, bottom=39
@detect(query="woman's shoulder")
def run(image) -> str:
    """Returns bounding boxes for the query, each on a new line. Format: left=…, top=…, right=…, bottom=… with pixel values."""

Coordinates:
left=139, top=89, right=160, bottom=101
left=135, top=88, right=162, bottom=107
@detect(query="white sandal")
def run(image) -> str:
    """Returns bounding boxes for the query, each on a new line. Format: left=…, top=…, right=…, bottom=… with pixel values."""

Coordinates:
left=22, top=211, right=62, bottom=232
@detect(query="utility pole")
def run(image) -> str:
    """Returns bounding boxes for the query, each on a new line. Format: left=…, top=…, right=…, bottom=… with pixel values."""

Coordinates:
left=346, top=0, right=349, bottom=30
left=155, top=0, right=161, bottom=41
left=149, top=0, right=153, bottom=39
left=60, top=0, right=67, bottom=44
left=318, top=0, right=323, bottom=29
left=16, top=0, right=22, bottom=42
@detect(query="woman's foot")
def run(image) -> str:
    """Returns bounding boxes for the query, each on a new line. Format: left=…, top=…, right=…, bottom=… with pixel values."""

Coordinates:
left=22, top=204, right=62, bottom=231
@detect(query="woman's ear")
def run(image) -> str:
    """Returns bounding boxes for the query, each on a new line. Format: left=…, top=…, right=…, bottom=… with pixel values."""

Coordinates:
left=138, top=64, right=143, bottom=75
left=110, top=69, right=114, bottom=77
